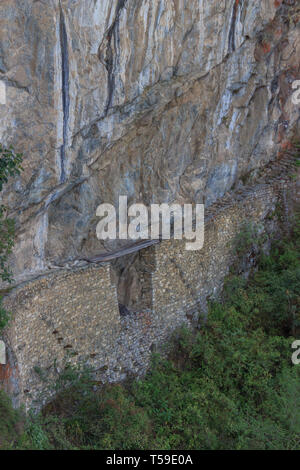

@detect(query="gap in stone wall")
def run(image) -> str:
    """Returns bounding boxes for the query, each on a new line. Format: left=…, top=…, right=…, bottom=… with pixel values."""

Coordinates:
left=110, top=247, right=156, bottom=315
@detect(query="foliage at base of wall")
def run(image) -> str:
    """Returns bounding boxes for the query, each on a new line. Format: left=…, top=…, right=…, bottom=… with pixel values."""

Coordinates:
left=0, top=390, right=25, bottom=449
left=1, top=217, right=300, bottom=450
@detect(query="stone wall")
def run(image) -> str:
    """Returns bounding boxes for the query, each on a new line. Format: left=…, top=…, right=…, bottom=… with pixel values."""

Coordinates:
left=151, top=184, right=280, bottom=341
left=0, top=178, right=298, bottom=410
left=1, top=264, right=120, bottom=408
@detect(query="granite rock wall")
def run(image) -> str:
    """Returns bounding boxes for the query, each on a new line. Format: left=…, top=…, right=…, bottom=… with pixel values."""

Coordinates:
left=0, top=0, right=299, bottom=284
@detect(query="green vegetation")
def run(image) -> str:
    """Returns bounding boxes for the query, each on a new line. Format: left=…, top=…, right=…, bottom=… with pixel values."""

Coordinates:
left=1, top=218, right=300, bottom=450
left=0, top=390, right=24, bottom=449
left=0, top=144, right=23, bottom=330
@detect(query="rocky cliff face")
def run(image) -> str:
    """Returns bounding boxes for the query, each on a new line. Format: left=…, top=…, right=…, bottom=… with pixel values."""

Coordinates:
left=0, top=0, right=299, bottom=283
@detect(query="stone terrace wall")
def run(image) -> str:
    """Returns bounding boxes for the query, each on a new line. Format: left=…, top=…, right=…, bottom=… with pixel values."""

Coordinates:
left=1, top=264, right=120, bottom=409
left=150, top=184, right=281, bottom=342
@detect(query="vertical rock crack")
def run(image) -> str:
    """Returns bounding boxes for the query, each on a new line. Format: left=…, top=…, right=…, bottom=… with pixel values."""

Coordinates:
left=103, top=0, right=128, bottom=115
left=228, top=0, right=239, bottom=54
left=59, top=4, right=70, bottom=183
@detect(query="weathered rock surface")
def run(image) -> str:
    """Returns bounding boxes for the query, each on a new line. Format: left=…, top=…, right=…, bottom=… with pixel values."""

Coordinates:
left=0, top=0, right=299, bottom=283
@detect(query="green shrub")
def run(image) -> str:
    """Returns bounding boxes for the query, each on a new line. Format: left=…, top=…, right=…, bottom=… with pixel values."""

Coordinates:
left=0, top=391, right=25, bottom=449
left=0, top=145, right=23, bottom=331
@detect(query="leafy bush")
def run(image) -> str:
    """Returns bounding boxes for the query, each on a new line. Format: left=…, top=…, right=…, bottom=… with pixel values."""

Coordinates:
left=0, top=144, right=23, bottom=192
left=0, top=391, right=25, bottom=449
left=0, top=144, right=23, bottom=330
